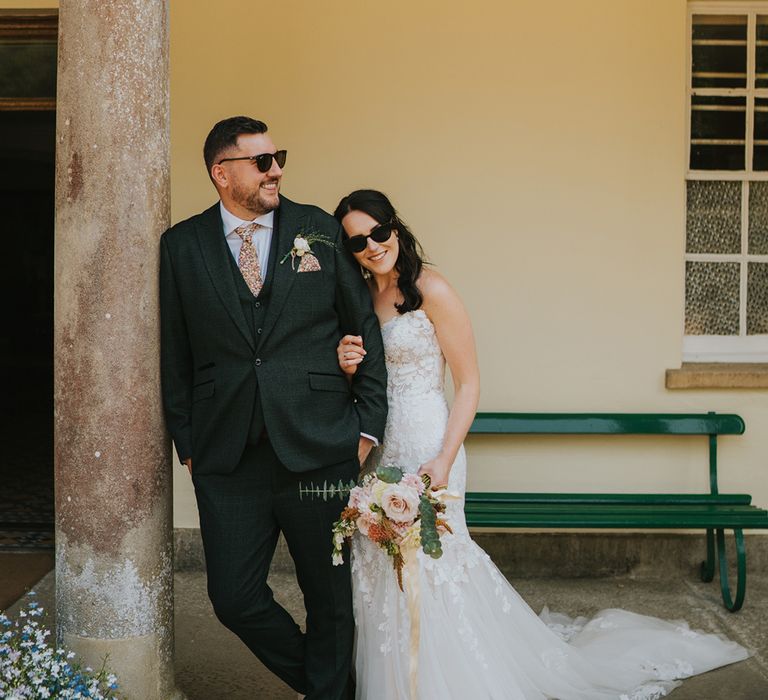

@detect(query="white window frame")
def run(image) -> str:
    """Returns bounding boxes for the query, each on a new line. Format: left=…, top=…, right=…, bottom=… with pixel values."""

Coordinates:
left=685, top=2, right=768, bottom=362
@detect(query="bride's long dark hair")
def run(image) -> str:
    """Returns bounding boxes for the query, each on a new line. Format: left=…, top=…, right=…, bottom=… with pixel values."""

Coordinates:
left=334, top=189, right=427, bottom=314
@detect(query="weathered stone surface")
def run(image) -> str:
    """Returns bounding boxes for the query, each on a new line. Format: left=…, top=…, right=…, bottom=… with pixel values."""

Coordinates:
left=54, top=1, right=179, bottom=697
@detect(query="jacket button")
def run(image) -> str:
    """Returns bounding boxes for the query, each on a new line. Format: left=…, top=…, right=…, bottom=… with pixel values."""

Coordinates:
left=254, top=358, right=262, bottom=367
left=254, top=301, right=261, bottom=308
left=257, top=327, right=263, bottom=334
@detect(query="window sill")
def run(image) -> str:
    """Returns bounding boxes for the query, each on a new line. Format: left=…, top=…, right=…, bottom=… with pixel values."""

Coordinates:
left=666, top=363, right=768, bottom=390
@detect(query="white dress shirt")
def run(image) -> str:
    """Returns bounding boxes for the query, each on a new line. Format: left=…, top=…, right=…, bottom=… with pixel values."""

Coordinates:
left=218, top=202, right=378, bottom=448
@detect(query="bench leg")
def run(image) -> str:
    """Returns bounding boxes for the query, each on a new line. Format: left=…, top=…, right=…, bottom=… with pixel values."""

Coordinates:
left=715, top=528, right=746, bottom=612
left=700, top=528, right=715, bottom=583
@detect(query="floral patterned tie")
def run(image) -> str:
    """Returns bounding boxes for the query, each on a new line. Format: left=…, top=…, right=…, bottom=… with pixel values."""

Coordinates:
left=234, top=222, right=264, bottom=297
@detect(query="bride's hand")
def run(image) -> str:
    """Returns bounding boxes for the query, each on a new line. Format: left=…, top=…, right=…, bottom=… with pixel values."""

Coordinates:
left=418, top=457, right=452, bottom=490
left=337, top=334, right=366, bottom=375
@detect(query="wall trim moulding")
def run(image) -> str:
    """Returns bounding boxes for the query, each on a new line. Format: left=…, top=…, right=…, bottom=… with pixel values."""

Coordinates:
left=666, top=363, right=768, bottom=389
left=0, top=9, right=58, bottom=40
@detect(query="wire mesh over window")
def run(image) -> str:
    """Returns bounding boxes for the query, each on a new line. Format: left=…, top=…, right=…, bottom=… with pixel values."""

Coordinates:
left=686, top=181, right=741, bottom=253
left=747, top=262, right=768, bottom=333
left=748, top=181, right=768, bottom=253
left=685, top=261, right=741, bottom=335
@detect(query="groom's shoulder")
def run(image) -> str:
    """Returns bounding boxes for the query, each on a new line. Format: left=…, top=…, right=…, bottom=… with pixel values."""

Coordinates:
left=280, top=195, right=337, bottom=228
left=162, top=202, right=219, bottom=246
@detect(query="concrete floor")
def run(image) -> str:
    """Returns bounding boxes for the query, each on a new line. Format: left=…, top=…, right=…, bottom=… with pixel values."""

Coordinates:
left=9, top=562, right=768, bottom=699
left=0, top=551, right=53, bottom=610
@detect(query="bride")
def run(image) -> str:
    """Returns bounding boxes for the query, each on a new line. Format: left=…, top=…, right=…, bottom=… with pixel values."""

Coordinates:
left=332, top=189, right=748, bottom=700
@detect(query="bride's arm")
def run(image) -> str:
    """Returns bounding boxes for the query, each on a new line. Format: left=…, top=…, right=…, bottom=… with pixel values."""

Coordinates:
left=418, top=270, right=480, bottom=488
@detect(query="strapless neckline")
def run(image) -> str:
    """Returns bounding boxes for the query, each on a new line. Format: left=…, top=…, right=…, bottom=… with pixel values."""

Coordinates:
left=379, top=308, right=429, bottom=330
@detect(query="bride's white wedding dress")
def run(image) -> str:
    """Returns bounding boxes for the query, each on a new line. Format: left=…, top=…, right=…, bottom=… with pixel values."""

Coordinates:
left=350, top=309, right=748, bottom=700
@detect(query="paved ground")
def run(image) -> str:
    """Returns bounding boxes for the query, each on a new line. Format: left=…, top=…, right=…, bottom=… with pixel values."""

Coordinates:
left=10, top=562, right=768, bottom=699
left=0, top=552, right=53, bottom=610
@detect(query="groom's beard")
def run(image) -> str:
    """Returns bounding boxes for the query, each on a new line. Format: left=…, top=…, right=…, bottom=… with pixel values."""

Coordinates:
left=232, top=178, right=280, bottom=216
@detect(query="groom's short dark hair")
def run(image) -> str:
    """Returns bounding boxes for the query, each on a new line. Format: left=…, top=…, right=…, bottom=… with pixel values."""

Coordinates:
left=203, top=116, right=268, bottom=176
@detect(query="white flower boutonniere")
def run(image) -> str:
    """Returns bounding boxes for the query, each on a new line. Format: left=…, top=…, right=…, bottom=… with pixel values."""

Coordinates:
left=280, top=230, right=336, bottom=271
left=293, top=236, right=312, bottom=256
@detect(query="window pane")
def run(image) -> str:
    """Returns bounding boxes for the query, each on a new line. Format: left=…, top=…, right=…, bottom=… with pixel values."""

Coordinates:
left=748, top=182, right=768, bottom=253
left=0, top=40, right=57, bottom=99
left=690, top=144, right=745, bottom=170
left=747, top=263, right=768, bottom=334
left=757, top=16, right=768, bottom=88
left=754, top=98, right=768, bottom=170
left=692, top=15, right=747, bottom=89
left=686, top=180, right=741, bottom=253
left=685, top=261, right=740, bottom=335
left=691, top=96, right=746, bottom=140
left=690, top=95, right=746, bottom=170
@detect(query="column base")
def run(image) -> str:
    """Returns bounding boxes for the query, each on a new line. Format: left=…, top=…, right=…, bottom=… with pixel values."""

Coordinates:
left=62, top=633, right=185, bottom=700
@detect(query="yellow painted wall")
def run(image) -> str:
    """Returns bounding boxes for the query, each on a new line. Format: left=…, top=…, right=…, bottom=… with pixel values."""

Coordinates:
left=5, top=0, right=765, bottom=531
left=167, top=0, right=751, bottom=529
left=5, top=0, right=744, bottom=530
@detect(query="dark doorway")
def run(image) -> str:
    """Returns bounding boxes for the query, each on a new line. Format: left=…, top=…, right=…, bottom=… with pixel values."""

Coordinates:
left=0, top=10, right=57, bottom=552
left=0, top=111, right=55, bottom=549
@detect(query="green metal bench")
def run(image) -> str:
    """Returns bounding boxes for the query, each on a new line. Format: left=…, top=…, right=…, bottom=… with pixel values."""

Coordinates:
left=464, top=412, right=768, bottom=612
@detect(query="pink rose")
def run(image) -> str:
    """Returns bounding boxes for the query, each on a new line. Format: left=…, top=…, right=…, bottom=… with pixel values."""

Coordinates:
left=348, top=486, right=365, bottom=510
left=381, top=483, right=420, bottom=523
left=401, top=473, right=426, bottom=495
left=357, top=508, right=378, bottom=537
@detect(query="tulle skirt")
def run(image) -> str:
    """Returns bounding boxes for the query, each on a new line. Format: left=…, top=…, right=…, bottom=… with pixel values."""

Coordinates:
left=351, top=519, right=748, bottom=700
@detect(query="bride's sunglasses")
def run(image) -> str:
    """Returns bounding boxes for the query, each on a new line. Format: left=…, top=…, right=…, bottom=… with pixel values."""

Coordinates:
left=217, top=149, right=287, bottom=173
left=343, top=221, right=397, bottom=254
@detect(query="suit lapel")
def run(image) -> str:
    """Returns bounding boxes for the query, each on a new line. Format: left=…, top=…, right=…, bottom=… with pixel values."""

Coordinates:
left=195, top=204, right=256, bottom=352
left=257, top=196, right=304, bottom=348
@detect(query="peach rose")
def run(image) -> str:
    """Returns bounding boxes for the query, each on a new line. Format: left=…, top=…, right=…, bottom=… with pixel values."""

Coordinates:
left=381, top=483, right=420, bottom=523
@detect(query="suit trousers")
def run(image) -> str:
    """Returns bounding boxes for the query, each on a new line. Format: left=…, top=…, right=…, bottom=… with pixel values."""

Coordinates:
left=192, top=437, right=357, bottom=699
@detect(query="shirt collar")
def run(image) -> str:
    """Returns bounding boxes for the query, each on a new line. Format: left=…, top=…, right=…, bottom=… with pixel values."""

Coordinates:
left=220, top=201, right=275, bottom=237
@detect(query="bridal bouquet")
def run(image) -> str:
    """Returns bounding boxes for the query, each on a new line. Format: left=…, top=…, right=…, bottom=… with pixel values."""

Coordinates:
left=331, top=465, right=452, bottom=591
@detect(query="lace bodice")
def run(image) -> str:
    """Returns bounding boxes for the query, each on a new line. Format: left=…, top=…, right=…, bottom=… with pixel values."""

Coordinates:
left=367, top=310, right=465, bottom=498
left=380, top=309, right=445, bottom=398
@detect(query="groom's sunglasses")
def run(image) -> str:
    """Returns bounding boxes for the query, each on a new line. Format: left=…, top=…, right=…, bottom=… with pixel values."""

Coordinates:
left=217, top=149, right=287, bottom=173
left=343, top=222, right=397, bottom=254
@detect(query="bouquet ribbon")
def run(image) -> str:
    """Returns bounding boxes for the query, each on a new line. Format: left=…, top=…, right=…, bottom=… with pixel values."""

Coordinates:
left=401, top=490, right=460, bottom=700
left=402, top=538, right=421, bottom=700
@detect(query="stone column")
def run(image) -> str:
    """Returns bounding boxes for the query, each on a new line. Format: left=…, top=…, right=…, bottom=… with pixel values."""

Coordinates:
left=54, top=2, right=181, bottom=698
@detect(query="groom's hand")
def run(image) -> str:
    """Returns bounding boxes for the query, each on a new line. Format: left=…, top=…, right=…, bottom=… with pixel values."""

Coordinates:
left=357, top=436, right=374, bottom=467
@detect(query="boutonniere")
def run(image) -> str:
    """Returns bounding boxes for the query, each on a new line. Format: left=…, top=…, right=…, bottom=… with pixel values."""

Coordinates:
left=280, top=230, right=336, bottom=271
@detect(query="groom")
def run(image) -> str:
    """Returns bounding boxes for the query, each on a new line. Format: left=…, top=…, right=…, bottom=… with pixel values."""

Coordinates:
left=160, top=116, right=387, bottom=699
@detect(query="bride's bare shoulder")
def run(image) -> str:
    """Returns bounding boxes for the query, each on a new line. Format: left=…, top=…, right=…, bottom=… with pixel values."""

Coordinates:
left=417, top=268, right=464, bottom=314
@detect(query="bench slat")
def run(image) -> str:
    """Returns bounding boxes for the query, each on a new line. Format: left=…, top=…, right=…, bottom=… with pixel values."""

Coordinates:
left=464, top=504, right=766, bottom=516
left=469, top=412, right=745, bottom=435
left=464, top=493, right=753, bottom=505
left=465, top=513, right=768, bottom=528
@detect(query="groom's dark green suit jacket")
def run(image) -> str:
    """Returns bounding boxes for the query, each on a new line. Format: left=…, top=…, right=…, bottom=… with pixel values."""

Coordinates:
left=160, top=195, right=388, bottom=475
